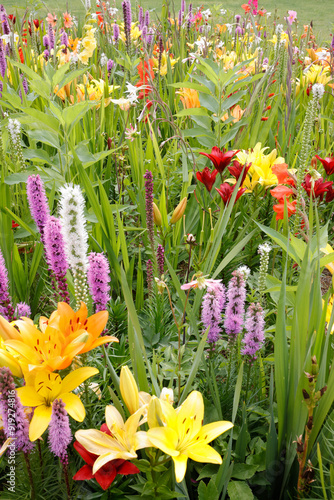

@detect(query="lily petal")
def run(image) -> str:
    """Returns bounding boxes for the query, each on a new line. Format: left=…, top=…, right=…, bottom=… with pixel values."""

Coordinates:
left=172, top=453, right=188, bottom=483
left=17, top=386, right=44, bottom=407
left=147, top=427, right=179, bottom=457
left=93, top=451, right=136, bottom=475
left=187, top=443, right=223, bottom=464
left=29, top=404, right=52, bottom=441
left=61, top=392, right=86, bottom=422
left=0, top=316, right=21, bottom=341
left=61, top=367, right=99, bottom=394
left=197, top=421, right=234, bottom=443
left=75, top=429, right=126, bottom=456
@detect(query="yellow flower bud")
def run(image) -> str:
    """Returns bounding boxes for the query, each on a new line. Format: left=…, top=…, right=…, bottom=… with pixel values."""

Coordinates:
left=153, top=202, right=162, bottom=226
left=120, top=366, right=139, bottom=414
left=170, top=197, right=187, bottom=225
left=147, top=396, right=164, bottom=429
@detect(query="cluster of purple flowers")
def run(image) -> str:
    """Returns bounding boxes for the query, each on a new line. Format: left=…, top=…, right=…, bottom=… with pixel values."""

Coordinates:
left=87, top=252, right=111, bottom=312
left=144, top=170, right=155, bottom=254
left=0, top=367, right=33, bottom=453
left=0, top=249, right=14, bottom=321
left=122, top=0, right=132, bottom=53
left=241, top=302, right=265, bottom=363
left=157, top=245, right=164, bottom=277
left=48, top=399, right=72, bottom=463
left=201, top=284, right=226, bottom=343
left=224, top=269, right=247, bottom=341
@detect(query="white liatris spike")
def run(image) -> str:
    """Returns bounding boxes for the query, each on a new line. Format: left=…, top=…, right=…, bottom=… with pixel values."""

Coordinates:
left=59, top=184, right=89, bottom=307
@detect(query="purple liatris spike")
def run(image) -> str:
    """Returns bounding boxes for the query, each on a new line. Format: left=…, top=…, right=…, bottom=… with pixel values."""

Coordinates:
left=60, top=30, right=68, bottom=47
left=48, top=399, right=72, bottom=463
left=201, top=284, right=226, bottom=343
left=44, top=216, right=70, bottom=303
left=48, top=23, right=55, bottom=50
left=146, top=259, right=153, bottom=296
left=107, top=58, right=114, bottom=72
left=87, top=252, right=111, bottom=312
left=144, top=9, right=150, bottom=27
left=26, top=175, right=50, bottom=243
left=0, top=368, right=34, bottom=453
left=14, top=302, right=31, bottom=318
left=0, top=249, right=14, bottom=321
left=113, top=23, right=119, bottom=42
left=138, top=6, right=144, bottom=28
left=178, top=9, right=183, bottom=25
left=122, top=0, right=132, bottom=53
left=224, top=269, right=247, bottom=341
left=181, top=0, right=186, bottom=14
left=144, top=170, right=155, bottom=253
left=241, top=302, right=265, bottom=362
left=157, top=244, right=164, bottom=277
left=0, top=39, right=6, bottom=78
left=1, top=12, right=10, bottom=35
left=43, top=35, right=50, bottom=48
left=21, top=76, right=28, bottom=95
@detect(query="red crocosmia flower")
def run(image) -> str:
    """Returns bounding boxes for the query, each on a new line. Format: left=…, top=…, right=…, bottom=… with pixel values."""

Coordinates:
left=272, top=163, right=295, bottom=186
left=215, top=183, right=246, bottom=206
left=146, top=100, right=153, bottom=110
left=273, top=200, right=297, bottom=220
left=241, top=4, right=251, bottom=13
left=8, top=15, right=16, bottom=24
left=326, top=185, right=334, bottom=203
left=18, top=47, right=24, bottom=63
left=302, top=173, right=333, bottom=201
left=270, top=185, right=294, bottom=202
left=196, top=167, right=218, bottom=192
left=33, top=19, right=40, bottom=29
left=315, top=154, right=334, bottom=176
left=11, top=220, right=19, bottom=229
left=200, top=147, right=240, bottom=174
left=73, top=425, right=140, bottom=491
left=228, top=161, right=251, bottom=186
left=136, top=59, right=154, bottom=98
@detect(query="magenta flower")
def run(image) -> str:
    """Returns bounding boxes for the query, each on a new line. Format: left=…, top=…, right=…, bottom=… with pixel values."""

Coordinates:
left=224, top=270, right=247, bottom=341
left=157, top=244, right=164, bottom=277
left=87, top=252, right=111, bottom=312
left=241, top=302, right=265, bottom=362
left=181, top=273, right=222, bottom=292
left=14, top=302, right=31, bottom=318
left=48, top=399, right=72, bottom=463
left=287, top=10, right=297, bottom=24
left=201, top=284, right=226, bottom=343
left=26, top=175, right=50, bottom=243
left=0, top=249, right=14, bottom=321
left=44, top=216, right=70, bottom=303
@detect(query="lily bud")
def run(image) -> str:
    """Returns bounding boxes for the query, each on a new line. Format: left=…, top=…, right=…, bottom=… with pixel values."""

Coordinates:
left=170, top=197, right=187, bottom=225
left=147, top=396, right=164, bottom=428
left=153, top=202, right=162, bottom=226
left=120, top=366, right=139, bottom=415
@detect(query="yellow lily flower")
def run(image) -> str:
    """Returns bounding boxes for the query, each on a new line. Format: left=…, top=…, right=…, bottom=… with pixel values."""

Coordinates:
left=17, top=366, right=98, bottom=441
left=147, top=391, right=233, bottom=483
left=75, top=404, right=150, bottom=473
left=152, top=51, right=179, bottom=76
left=0, top=438, right=14, bottom=458
left=0, top=336, right=23, bottom=377
left=320, top=244, right=334, bottom=275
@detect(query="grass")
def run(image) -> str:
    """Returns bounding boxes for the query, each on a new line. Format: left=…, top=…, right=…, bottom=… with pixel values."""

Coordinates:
left=5, top=0, right=333, bottom=40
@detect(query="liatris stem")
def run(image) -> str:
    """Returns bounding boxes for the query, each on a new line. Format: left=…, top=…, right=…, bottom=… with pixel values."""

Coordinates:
left=26, top=175, right=50, bottom=243
left=59, top=184, right=89, bottom=308
left=143, top=170, right=155, bottom=259
left=87, top=252, right=111, bottom=312
left=257, top=243, right=272, bottom=303
left=0, top=368, right=34, bottom=453
left=201, top=284, right=225, bottom=343
left=48, top=399, right=72, bottom=463
left=156, top=244, right=164, bottom=277
left=294, top=84, right=324, bottom=233
left=224, top=269, right=247, bottom=343
left=241, top=302, right=265, bottom=363
left=44, top=216, right=70, bottom=303
left=122, top=0, right=132, bottom=55
left=23, top=452, right=35, bottom=500
left=0, top=248, right=14, bottom=321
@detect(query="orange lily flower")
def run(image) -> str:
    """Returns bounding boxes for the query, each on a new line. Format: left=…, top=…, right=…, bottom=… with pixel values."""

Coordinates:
left=273, top=200, right=297, bottom=220
left=270, top=185, right=294, bottom=202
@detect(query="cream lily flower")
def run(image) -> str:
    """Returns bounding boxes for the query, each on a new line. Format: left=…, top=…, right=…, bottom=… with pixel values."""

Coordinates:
left=147, top=391, right=233, bottom=483
left=75, top=405, right=150, bottom=473
left=17, top=366, right=98, bottom=441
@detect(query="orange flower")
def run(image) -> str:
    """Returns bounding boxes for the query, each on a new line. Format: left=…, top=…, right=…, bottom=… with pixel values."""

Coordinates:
left=273, top=200, right=297, bottom=220
left=270, top=185, right=294, bottom=201
left=63, top=11, right=73, bottom=29
left=222, top=105, right=244, bottom=123
left=177, top=88, right=201, bottom=109
left=258, top=10, right=266, bottom=16
left=272, top=163, right=294, bottom=186
left=241, top=4, right=251, bottom=13
left=68, top=38, right=80, bottom=52
left=46, top=12, right=57, bottom=27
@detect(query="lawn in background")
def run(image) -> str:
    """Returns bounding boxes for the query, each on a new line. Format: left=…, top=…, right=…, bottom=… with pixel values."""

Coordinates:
left=5, top=0, right=333, bottom=40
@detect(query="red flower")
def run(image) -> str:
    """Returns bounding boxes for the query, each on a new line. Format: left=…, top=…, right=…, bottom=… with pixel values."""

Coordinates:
left=11, top=220, right=19, bottom=229
left=18, top=47, right=24, bottom=63
left=241, top=4, right=251, bottom=13
left=270, top=185, right=294, bottom=202
left=215, top=183, right=245, bottom=205
left=73, top=425, right=140, bottom=491
left=8, top=14, right=16, bottom=24
left=272, top=163, right=295, bottom=186
left=227, top=160, right=251, bottom=186
left=273, top=200, right=297, bottom=220
left=33, top=19, right=40, bottom=29
left=325, top=184, right=334, bottom=203
left=315, top=154, right=334, bottom=176
left=302, top=173, right=333, bottom=201
left=196, top=167, right=218, bottom=192
left=137, top=59, right=154, bottom=99
left=200, top=147, right=240, bottom=174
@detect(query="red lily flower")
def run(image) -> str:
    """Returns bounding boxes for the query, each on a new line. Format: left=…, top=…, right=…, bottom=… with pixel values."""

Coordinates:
left=227, top=161, right=251, bottom=186
left=315, top=154, right=334, bottom=176
left=215, top=183, right=246, bottom=206
left=325, top=184, right=334, bottom=203
left=273, top=200, right=297, bottom=220
left=73, top=425, right=140, bottom=491
left=200, top=147, right=240, bottom=174
left=272, top=163, right=295, bottom=186
left=136, top=59, right=154, bottom=99
left=302, top=174, right=333, bottom=202
left=196, top=167, right=218, bottom=192
left=8, top=15, right=16, bottom=24
left=33, top=19, right=40, bottom=29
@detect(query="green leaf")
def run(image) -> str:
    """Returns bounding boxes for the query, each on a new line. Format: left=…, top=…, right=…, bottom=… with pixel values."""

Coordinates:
left=62, top=101, right=96, bottom=130
left=198, top=479, right=219, bottom=500
left=227, top=481, right=254, bottom=500
left=231, top=464, right=258, bottom=480
left=175, top=108, right=209, bottom=118
left=26, top=129, right=60, bottom=149
left=169, top=81, right=211, bottom=94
